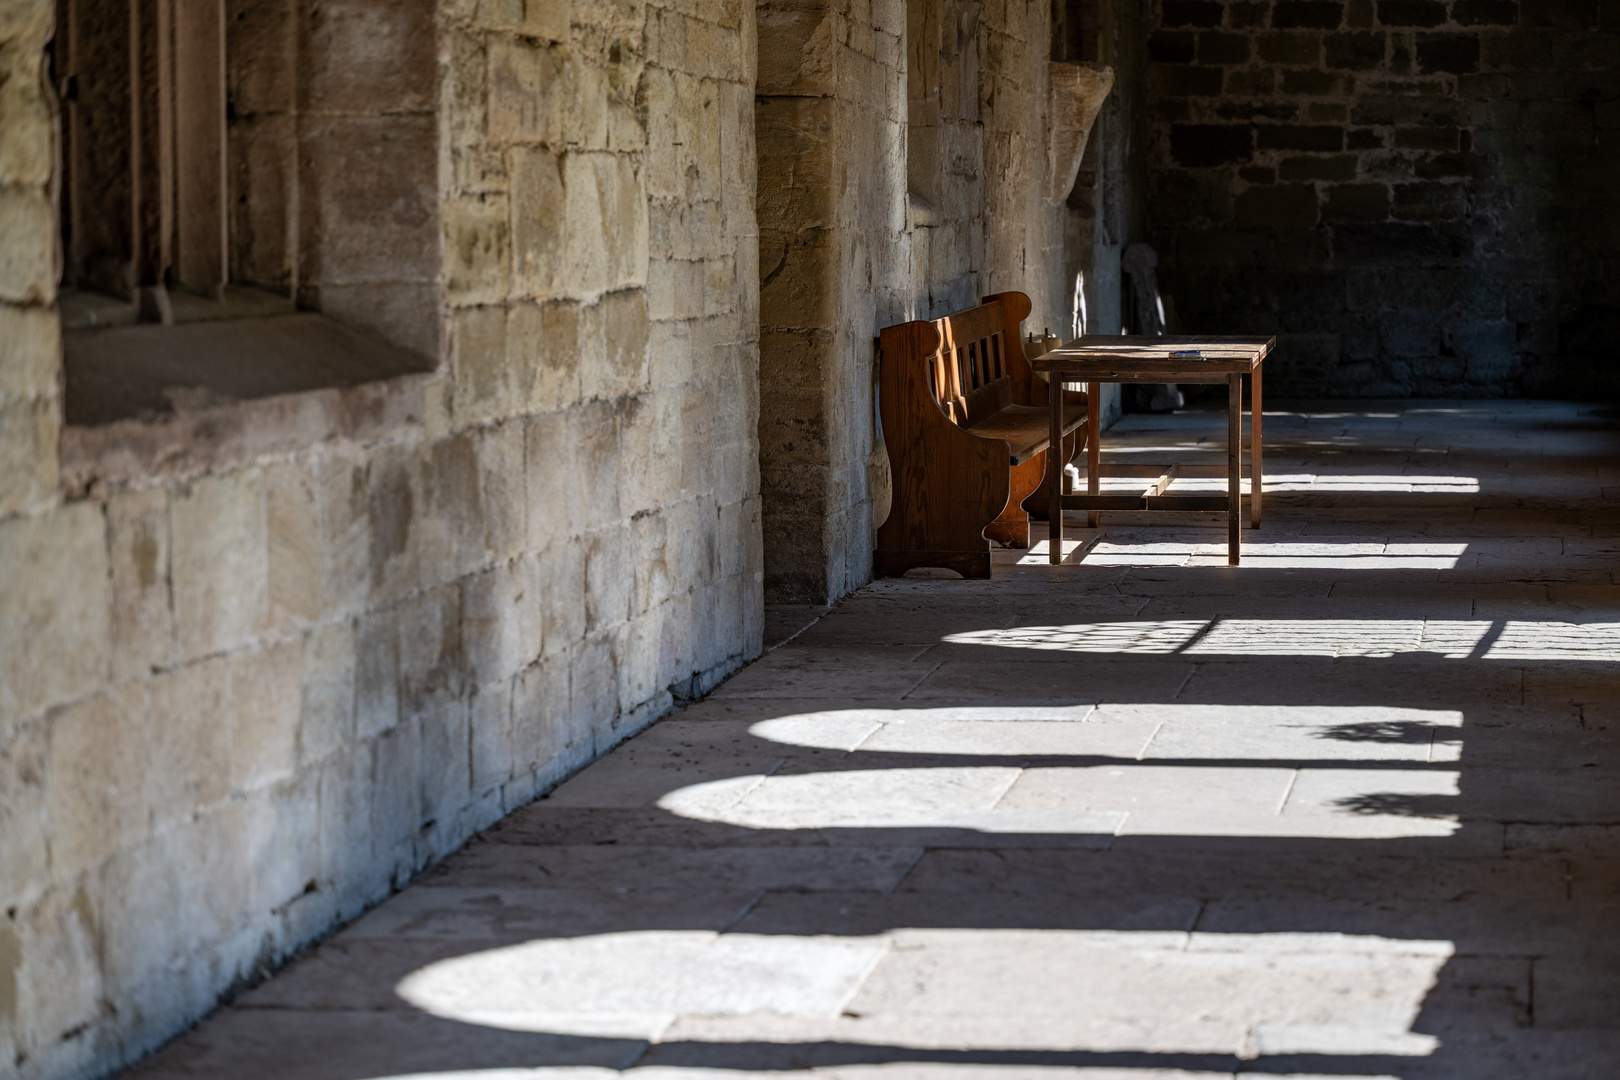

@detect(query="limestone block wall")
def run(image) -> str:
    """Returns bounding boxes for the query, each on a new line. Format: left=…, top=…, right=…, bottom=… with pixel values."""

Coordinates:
left=226, top=0, right=445, bottom=357
left=0, top=1, right=58, bottom=519
left=980, top=0, right=1074, bottom=340
left=1145, top=0, right=1620, bottom=397
left=906, top=0, right=987, bottom=319
left=1064, top=0, right=1153, bottom=426
left=0, top=3, right=761, bottom=1078
left=757, top=0, right=1084, bottom=604
left=756, top=0, right=905, bottom=603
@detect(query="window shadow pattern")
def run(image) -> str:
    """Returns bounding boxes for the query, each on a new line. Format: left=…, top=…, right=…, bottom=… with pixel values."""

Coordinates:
left=126, top=600, right=1620, bottom=1080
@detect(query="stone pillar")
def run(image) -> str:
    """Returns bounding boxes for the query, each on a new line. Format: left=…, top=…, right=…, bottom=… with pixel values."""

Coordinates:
left=755, top=0, right=907, bottom=604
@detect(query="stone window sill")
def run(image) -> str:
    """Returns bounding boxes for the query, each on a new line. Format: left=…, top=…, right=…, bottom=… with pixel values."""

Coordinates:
left=61, top=288, right=437, bottom=491
left=60, top=284, right=302, bottom=331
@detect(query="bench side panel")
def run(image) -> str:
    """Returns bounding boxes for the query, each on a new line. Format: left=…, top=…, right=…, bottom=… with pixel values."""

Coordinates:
left=875, top=319, right=1010, bottom=576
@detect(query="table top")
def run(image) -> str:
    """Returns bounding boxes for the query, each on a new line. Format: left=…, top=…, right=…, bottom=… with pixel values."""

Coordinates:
left=1031, top=335, right=1274, bottom=378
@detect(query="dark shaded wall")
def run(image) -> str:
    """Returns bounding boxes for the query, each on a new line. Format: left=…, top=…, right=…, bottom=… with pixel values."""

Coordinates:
left=1145, top=0, right=1620, bottom=398
left=1067, top=0, right=1154, bottom=346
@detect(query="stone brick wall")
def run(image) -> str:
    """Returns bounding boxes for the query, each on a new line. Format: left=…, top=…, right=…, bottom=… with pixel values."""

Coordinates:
left=0, top=3, right=761, bottom=1078
left=1066, top=0, right=1153, bottom=425
left=1146, top=0, right=1620, bottom=397
left=227, top=0, right=444, bottom=358
left=0, top=1, right=59, bottom=520
left=980, top=0, right=1075, bottom=336
left=907, top=0, right=987, bottom=319
left=757, top=0, right=1079, bottom=604
left=756, top=0, right=906, bottom=604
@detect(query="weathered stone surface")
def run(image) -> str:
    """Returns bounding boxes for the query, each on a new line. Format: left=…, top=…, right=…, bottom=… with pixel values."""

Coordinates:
left=145, top=657, right=232, bottom=829
left=0, top=185, right=53, bottom=304
left=11, top=886, right=102, bottom=1071
left=313, top=454, right=370, bottom=617
left=171, top=470, right=270, bottom=660
left=0, top=719, right=47, bottom=907
left=298, top=620, right=357, bottom=766
left=230, top=639, right=306, bottom=792
left=442, top=192, right=513, bottom=305
left=579, top=288, right=651, bottom=401
left=266, top=463, right=323, bottom=627
left=449, top=303, right=510, bottom=423
left=107, top=487, right=174, bottom=680
left=301, top=0, right=437, bottom=115
left=486, top=35, right=569, bottom=144
left=563, top=152, right=650, bottom=294
left=512, top=652, right=589, bottom=784
left=0, top=301, right=57, bottom=399
left=0, top=393, right=56, bottom=516
left=0, top=503, right=112, bottom=726
left=44, top=688, right=147, bottom=886
left=300, top=114, right=441, bottom=286
left=508, top=145, right=566, bottom=297
left=0, top=40, right=52, bottom=188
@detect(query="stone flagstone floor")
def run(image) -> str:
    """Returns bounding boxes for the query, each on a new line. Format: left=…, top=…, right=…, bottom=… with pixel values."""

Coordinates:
left=127, top=401, right=1620, bottom=1080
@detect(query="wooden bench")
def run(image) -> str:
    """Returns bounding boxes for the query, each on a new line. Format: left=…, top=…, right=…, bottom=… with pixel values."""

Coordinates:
left=876, top=291, right=1089, bottom=578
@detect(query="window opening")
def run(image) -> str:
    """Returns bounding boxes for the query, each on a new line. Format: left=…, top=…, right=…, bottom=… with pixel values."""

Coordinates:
left=57, top=0, right=231, bottom=324
left=53, top=0, right=439, bottom=433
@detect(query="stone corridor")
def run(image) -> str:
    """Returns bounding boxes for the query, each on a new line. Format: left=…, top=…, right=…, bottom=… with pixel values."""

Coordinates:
left=125, top=402, right=1620, bottom=1079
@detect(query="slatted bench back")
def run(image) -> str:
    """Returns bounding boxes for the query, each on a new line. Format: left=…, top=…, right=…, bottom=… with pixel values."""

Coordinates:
left=930, top=301, right=1015, bottom=428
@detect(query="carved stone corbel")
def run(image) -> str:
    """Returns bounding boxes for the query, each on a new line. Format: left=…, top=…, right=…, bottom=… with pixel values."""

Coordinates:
left=1048, top=61, right=1115, bottom=202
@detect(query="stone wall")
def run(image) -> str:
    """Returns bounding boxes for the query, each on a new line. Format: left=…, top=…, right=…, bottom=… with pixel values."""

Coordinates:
left=0, top=1, right=58, bottom=521
left=1066, top=0, right=1153, bottom=426
left=0, top=3, right=761, bottom=1078
left=755, top=0, right=906, bottom=604
left=757, top=0, right=1081, bottom=604
left=226, top=0, right=444, bottom=358
left=907, top=0, right=986, bottom=319
left=980, top=0, right=1076, bottom=337
left=1146, top=0, right=1620, bottom=397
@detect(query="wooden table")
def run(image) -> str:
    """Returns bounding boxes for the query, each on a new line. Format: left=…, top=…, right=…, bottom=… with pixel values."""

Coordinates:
left=1032, top=335, right=1274, bottom=566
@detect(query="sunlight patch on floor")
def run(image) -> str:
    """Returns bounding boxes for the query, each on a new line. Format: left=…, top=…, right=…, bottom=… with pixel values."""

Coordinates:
left=656, top=752, right=1461, bottom=839
left=1079, top=540, right=1467, bottom=569
left=945, top=619, right=1620, bottom=660
left=749, top=706, right=1463, bottom=753
left=363, top=1067, right=1401, bottom=1079
left=1086, top=472, right=1480, bottom=494
left=395, top=929, right=1450, bottom=1059
left=1017, top=537, right=1090, bottom=564
left=1264, top=474, right=1481, bottom=493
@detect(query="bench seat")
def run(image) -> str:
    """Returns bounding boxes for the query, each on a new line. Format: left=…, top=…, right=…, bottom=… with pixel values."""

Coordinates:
left=964, top=401, right=1088, bottom=464
left=875, top=291, right=1090, bottom=578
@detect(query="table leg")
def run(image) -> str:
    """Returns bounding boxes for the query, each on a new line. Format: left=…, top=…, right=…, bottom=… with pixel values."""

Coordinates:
left=1228, top=372, right=1241, bottom=567
left=1250, top=363, right=1263, bottom=529
left=1049, top=377, right=1063, bottom=565
left=1086, top=381, right=1101, bottom=529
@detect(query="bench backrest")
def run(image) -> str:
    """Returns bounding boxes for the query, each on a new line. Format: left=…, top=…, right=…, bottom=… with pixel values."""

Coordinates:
left=932, top=302, right=1009, bottom=426
left=921, top=292, right=1037, bottom=428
